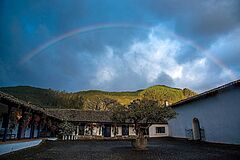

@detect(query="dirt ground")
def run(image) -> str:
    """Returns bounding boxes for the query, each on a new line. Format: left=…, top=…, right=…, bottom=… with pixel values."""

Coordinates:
left=1, top=138, right=240, bottom=160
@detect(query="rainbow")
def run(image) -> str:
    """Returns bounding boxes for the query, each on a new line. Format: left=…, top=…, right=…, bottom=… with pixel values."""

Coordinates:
left=20, top=23, right=237, bottom=80
left=20, top=23, right=150, bottom=64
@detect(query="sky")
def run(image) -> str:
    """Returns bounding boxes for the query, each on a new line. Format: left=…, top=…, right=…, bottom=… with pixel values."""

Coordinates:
left=0, top=0, right=240, bottom=93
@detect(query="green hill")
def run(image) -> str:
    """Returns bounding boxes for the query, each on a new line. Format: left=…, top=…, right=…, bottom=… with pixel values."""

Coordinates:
left=0, top=85, right=196, bottom=110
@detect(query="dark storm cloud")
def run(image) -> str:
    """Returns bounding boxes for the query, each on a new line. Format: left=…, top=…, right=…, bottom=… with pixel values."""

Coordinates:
left=208, top=28, right=240, bottom=74
left=140, top=0, right=240, bottom=45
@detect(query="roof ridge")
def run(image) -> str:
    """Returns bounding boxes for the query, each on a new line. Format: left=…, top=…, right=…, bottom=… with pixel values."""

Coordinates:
left=171, top=79, right=240, bottom=107
left=44, top=108, right=110, bottom=112
left=0, top=91, right=44, bottom=112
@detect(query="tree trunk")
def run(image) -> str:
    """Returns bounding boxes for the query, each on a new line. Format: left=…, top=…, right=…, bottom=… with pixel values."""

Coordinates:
left=131, top=131, right=148, bottom=150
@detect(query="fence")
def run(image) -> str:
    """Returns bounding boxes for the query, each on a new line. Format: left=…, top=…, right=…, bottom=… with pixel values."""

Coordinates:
left=185, top=128, right=205, bottom=140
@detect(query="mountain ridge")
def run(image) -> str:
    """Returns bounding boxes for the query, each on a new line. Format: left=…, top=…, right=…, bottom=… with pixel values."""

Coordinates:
left=0, top=85, right=197, bottom=110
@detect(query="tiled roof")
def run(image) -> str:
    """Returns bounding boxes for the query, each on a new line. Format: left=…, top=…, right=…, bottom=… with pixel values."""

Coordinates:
left=42, top=108, right=168, bottom=124
left=170, top=79, right=240, bottom=108
left=43, top=109, right=113, bottom=122
left=0, top=91, right=43, bottom=112
left=0, top=91, right=113, bottom=122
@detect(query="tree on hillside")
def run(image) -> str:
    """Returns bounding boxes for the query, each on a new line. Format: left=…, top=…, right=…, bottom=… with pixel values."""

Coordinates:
left=141, top=88, right=185, bottom=105
left=111, top=99, right=176, bottom=150
left=183, top=88, right=196, bottom=98
left=84, top=96, right=119, bottom=110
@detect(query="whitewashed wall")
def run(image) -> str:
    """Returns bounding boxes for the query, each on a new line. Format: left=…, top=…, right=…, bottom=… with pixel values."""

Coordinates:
left=110, top=126, right=122, bottom=137
left=111, top=126, right=114, bottom=137
left=24, top=127, right=31, bottom=138
left=129, top=125, right=136, bottom=135
left=92, top=126, right=102, bottom=136
left=110, top=125, right=136, bottom=137
left=149, top=124, right=169, bottom=137
left=116, top=126, right=122, bottom=136
left=169, top=87, right=240, bottom=144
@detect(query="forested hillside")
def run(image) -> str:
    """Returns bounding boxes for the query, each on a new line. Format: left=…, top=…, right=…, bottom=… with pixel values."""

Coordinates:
left=0, top=85, right=196, bottom=110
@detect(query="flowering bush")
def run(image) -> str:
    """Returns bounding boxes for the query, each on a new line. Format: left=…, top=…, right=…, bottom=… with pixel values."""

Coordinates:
left=22, top=112, right=32, bottom=128
left=58, top=121, right=75, bottom=135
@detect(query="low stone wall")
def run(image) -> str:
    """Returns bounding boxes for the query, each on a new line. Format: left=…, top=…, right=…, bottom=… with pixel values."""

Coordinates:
left=61, top=135, right=139, bottom=140
left=0, top=139, right=42, bottom=155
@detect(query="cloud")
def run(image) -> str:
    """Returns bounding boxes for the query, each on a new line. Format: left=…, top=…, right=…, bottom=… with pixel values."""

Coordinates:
left=124, top=28, right=182, bottom=82
left=87, top=25, right=240, bottom=92
left=177, top=58, right=208, bottom=90
left=91, top=47, right=118, bottom=87
left=140, top=0, right=240, bottom=45
left=86, top=26, right=210, bottom=92
left=92, top=67, right=116, bottom=86
left=1, top=23, right=239, bottom=93
left=208, top=28, right=240, bottom=70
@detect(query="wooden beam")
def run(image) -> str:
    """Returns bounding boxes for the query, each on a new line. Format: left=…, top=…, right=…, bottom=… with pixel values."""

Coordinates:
left=0, top=98, right=19, bottom=108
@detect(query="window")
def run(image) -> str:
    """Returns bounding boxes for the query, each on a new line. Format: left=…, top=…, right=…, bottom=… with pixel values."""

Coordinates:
left=156, top=127, right=165, bottom=134
left=122, top=125, right=129, bottom=136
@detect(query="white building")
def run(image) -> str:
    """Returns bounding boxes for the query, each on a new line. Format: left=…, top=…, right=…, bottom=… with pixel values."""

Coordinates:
left=0, top=91, right=170, bottom=141
left=149, top=124, right=169, bottom=137
left=43, top=109, right=169, bottom=139
left=169, top=80, right=240, bottom=144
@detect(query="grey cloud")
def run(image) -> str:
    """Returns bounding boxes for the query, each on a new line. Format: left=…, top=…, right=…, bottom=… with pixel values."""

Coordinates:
left=155, top=72, right=174, bottom=87
left=140, top=0, right=240, bottom=45
left=175, top=46, right=202, bottom=64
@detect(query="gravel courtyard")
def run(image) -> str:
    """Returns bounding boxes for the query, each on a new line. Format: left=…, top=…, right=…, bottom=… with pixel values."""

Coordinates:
left=1, top=138, right=240, bottom=160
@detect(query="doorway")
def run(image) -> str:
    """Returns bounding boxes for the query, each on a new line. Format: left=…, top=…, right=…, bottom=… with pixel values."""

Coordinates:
left=122, top=125, right=129, bottom=136
left=79, top=124, right=85, bottom=135
left=192, top=118, right=201, bottom=140
left=102, top=124, right=111, bottom=137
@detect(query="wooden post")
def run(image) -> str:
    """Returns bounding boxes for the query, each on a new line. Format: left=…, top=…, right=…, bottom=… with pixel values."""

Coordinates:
left=36, top=114, right=42, bottom=138
left=76, top=125, right=79, bottom=135
left=2, top=106, right=12, bottom=142
left=30, top=112, right=35, bottom=139
left=45, top=118, right=48, bottom=138
left=90, top=123, right=93, bottom=136
left=17, top=108, right=26, bottom=139
left=37, top=120, right=41, bottom=138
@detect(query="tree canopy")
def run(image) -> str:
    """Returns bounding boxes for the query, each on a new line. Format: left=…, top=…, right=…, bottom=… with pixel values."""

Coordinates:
left=111, top=99, right=177, bottom=135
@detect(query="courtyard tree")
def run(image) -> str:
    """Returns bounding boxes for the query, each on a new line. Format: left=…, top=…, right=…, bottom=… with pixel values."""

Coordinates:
left=111, top=99, right=176, bottom=150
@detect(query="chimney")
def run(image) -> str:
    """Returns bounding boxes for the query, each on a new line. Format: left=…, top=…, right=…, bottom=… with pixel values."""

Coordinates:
left=164, top=100, right=169, bottom=107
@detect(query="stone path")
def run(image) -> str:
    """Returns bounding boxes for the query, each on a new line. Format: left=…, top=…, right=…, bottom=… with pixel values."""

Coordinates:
left=1, top=138, right=240, bottom=160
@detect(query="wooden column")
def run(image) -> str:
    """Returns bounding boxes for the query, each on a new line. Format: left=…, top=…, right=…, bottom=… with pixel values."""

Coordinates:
left=90, top=123, right=93, bottom=136
left=76, top=125, right=79, bottom=135
left=37, top=119, right=41, bottom=138
left=17, top=108, right=26, bottom=139
left=45, top=119, right=48, bottom=138
left=30, top=112, right=35, bottom=139
left=2, top=106, right=12, bottom=142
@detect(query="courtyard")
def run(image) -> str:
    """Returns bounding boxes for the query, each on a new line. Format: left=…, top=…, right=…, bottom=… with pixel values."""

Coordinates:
left=1, top=138, right=240, bottom=160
